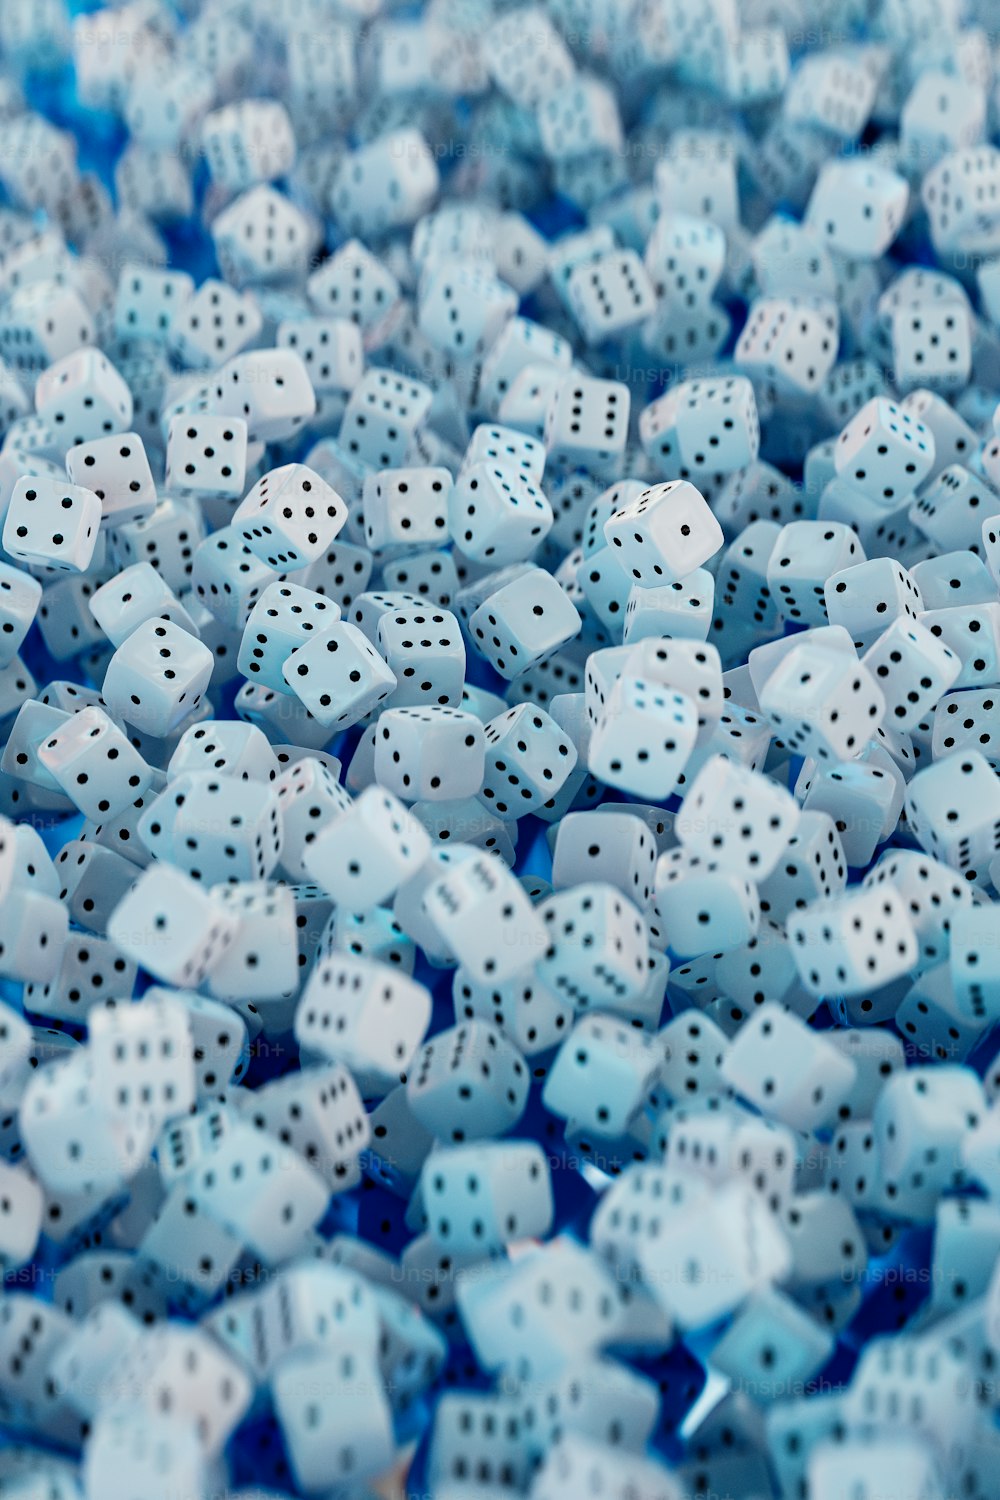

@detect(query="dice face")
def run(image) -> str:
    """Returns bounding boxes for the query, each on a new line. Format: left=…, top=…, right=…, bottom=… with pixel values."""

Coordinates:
left=66, top=432, right=157, bottom=527
left=449, top=462, right=553, bottom=567
left=735, top=296, right=838, bottom=397
left=767, top=521, right=865, bottom=625
left=863, top=618, right=962, bottom=730
left=418, top=262, right=517, bottom=357
left=281, top=619, right=396, bottom=729
left=566, top=250, right=656, bottom=342
left=362, top=466, right=451, bottom=553
left=277, top=316, right=363, bottom=393
left=544, top=376, right=630, bottom=479
left=340, top=368, right=434, bottom=469
left=590, top=677, right=699, bottom=800
left=3, top=476, right=101, bottom=573
left=760, top=645, right=885, bottom=763
left=169, top=279, right=263, bottom=367
left=308, top=239, right=400, bottom=331
left=469, top=568, right=580, bottom=680
left=807, top=160, right=909, bottom=258
left=377, top=605, right=465, bottom=709
left=824, top=558, right=922, bottom=648
left=304, top=785, right=430, bottom=909
left=238, top=581, right=341, bottom=693
left=38, top=706, right=152, bottom=821
left=789, top=888, right=917, bottom=996
left=35, top=347, right=133, bottom=447
left=676, top=757, right=800, bottom=878
left=114, top=265, right=194, bottom=342
left=330, top=129, right=439, bottom=239
left=165, top=415, right=248, bottom=499
left=670, top=376, right=761, bottom=474
left=480, top=704, right=578, bottom=819
left=406, top=1020, right=529, bottom=1141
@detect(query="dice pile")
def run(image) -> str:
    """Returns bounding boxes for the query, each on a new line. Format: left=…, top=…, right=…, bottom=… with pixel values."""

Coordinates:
left=3, top=0, right=1000, bottom=1497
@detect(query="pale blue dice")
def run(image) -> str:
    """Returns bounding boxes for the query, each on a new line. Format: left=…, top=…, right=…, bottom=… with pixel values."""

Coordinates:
left=469, top=566, right=581, bottom=680
left=406, top=1020, right=530, bottom=1142
left=103, top=618, right=214, bottom=736
left=373, top=704, right=485, bottom=801
left=282, top=619, right=396, bottom=728
left=543, top=1013, right=662, bottom=1137
left=420, top=1140, right=553, bottom=1254
left=237, top=580, right=342, bottom=693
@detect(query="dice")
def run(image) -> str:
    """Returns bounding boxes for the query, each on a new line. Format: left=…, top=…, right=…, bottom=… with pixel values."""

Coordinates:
left=3, top=475, right=101, bottom=573
left=420, top=1140, right=552, bottom=1255
left=165, top=414, right=248, bottom=501
left=103, top=619, right=214, bottom=736
left=233, top=463, right=347, bottom=571
left=604, top=481, right=724, bottom=586
left=406, top=1021, right=529, bottom=1141
left=676, top=756, right=800, bottom=879
left=373, top=705, right=485, bottom=801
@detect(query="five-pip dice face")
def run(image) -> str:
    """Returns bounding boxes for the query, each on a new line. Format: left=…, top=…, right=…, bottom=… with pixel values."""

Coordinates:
left=864, top=618, right=962, bottom=730
left=3, top=476, right=102, bottom=573
left=165, top=414, right=248, bottom=499
left=892, top=304, right=973, bottom=394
